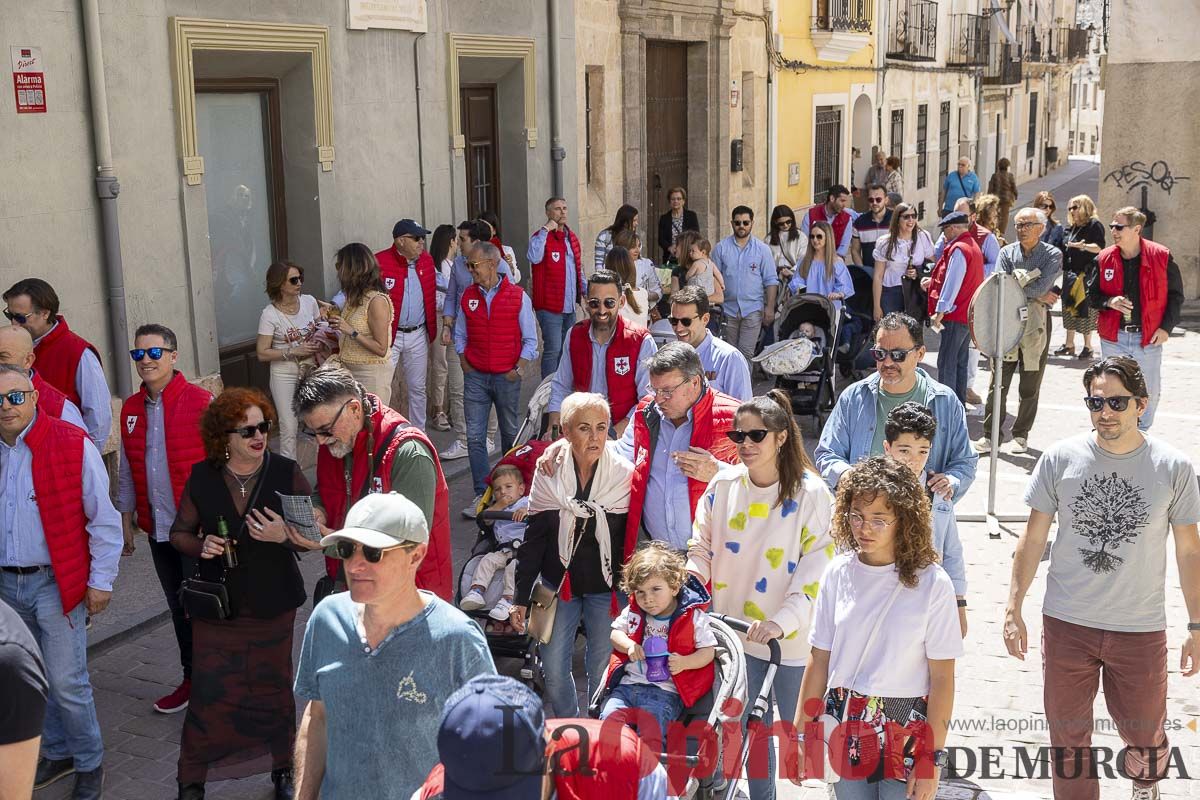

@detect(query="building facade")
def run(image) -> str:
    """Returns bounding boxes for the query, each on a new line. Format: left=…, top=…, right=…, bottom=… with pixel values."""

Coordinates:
left=1069, top=0, right=1104, bottom=159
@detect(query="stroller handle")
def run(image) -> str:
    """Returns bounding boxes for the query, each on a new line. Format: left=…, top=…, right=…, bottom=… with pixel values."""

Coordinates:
left=709, top=614, right=782, bottom=667
left=478, top=511, right=518, bottom=522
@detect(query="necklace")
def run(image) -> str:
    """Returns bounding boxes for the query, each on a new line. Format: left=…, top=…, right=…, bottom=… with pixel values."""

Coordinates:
left=225, top=463, right=262, bottom=498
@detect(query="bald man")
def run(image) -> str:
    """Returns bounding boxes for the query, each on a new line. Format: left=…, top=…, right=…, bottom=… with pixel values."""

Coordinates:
left=0, top=326, right=85, bottom=431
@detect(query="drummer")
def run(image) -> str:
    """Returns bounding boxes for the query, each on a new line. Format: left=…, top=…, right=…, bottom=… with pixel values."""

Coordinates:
left=668, top=286, right=752, bottom=401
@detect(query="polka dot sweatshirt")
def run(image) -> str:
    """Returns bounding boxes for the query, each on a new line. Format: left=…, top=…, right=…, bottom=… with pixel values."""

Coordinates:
left=687, top=466, right=835, bottom=666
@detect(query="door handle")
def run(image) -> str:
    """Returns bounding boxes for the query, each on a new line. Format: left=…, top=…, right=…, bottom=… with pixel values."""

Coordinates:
left=652, top=174, right=662, bottom=190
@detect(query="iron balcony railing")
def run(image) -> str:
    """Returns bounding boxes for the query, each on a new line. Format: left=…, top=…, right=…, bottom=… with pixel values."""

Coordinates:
left=812, top=0, right=874, bottom=33
left=1064, top=26, right=1090, bottom=59
left=983, top=41, right=1022, bottom=85
left=947, top=12, right=988, bottom=66
left=886, top=0, right=938, bottom=62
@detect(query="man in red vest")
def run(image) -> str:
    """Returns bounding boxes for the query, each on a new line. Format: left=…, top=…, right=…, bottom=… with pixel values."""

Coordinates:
left=801, top=184, right=855, bottom=257
left=1087, top=206, right=1185, bottom=431
left=376, top=219, right=437, bottom=431
left=115, top=324, right=211, bottom=714
left=527, top=196, right=585, bottom=378
left=0, top=364, right=122, bottom=799
left=925, top=211, right=985, bottom=406
left=0, top=326, right=86, bottom=431
left=2, top=278, right=112, bottom=447
left=547, top=270, right=657, bottom=438
left=454, top=242, right=540, bottom=511
left=293, top=363, right=453, bottom=600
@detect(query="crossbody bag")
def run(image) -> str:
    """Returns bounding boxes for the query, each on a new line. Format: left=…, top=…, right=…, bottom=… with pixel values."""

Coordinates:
left=527, top=523, right=584, bottom=645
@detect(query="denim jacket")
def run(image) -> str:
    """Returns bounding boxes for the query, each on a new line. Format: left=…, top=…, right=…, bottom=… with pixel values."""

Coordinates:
left=931, top=492, right=967, bottom=595
left=814, top=370, right=978, bottom=503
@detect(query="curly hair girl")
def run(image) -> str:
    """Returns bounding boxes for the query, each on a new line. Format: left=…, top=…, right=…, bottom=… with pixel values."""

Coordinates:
left=831, top=455, right=938, bottom=588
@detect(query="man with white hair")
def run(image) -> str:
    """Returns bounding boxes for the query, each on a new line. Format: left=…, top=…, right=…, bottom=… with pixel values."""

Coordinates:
left=940, top=157, right=981, bottom=217
left=976, top=207, right=1063, bottom=454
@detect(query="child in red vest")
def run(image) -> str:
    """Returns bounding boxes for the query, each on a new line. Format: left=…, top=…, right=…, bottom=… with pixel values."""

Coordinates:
left=600, top=542, right=717, bottom=738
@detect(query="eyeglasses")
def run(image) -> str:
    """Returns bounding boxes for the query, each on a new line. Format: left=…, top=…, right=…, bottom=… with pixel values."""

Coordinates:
left=1035, top=204, right=1054, bottom=211
left=467, top=259, right=490, bottom=269
left=668, top=315, right=699, bottom=327
left=2, top=309, right=36, bottom=324
left=776, top=219, right=794, bottom=228
left=870, top=346, right=918, bottom=363
left=226, top=420, right=272, bottom=439
left=301, top=398, right=353, bottom=440
left=652, top=376, right=692, bottom=401
left=810, top=234, right=825, bottom=242
left=288, top=276, right=303, bottom=286
left=129, top=347, right=176, bottom=361
left=900, top=213, right=917, bottom=220
left=1083, top=395, right=1135, bottom=412
left=1109, top=223, right=1128, bottom=231
left=1014, top=222, right=1041, bottom=230
left=587, top=298, right=619, bottom=310
left=1067, top=205, right=1080, bottom=211
left=726, top=429, right=769, bottom=444
left=868, top=197, right=885, bottom=204
left=846, top=512, right=895, bottom=532
left=334, top=540, right=410, bottom=563
left=732, top=220, right=752, bottom=228
left=0, top=389, right=34, bottom=407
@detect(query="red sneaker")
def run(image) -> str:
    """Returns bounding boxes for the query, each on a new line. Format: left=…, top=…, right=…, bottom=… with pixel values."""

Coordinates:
left=153, top=679, right=191, bottom=714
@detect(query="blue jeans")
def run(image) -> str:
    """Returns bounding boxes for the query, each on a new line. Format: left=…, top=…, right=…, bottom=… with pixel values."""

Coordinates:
left=600, top=681, right=685, bottom=740
left=0, top=568, right=103, bottom=770
left=743, top=655, right=805, bottom=800
left=540, top=592, right=613, bottom=717
left=464, top=370, right=522, bottom=495
left=833, top=778, right=911, bottom=800
left=1101, top=331, right=1162, bottom=430
left=880, top=285, right=904, bottom=315
left=935, top=320, right=972, bottom=404
left=536, top=309, right=575, bottom=378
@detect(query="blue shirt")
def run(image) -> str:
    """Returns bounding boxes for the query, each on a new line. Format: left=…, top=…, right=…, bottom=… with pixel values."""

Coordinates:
left=616, top=406, right=695, bottom=550
left=695, top=332, right=752, bottom=401
left=933, top=250, right=968, bottom=314
left=787, top=258, right=856, bottom=315
left=942, top=171, right=981, bottom=209
left=442, top=253, right=511, bottom=320
left=933, top=229, right=1000, bottom=277
left=116, top=391, right=193, bottom=543
left=452, top=279, right=540, bottom=363
left=527, top=228, right=582, bottom=313
left=548, top=328, right=657, bottom=417
left=294, top=592, right=495, bottom=800
left=710, top=235, right=778, bottom=317
left=396, top=266, right=425, bottom=328
left=33, top=323, right=113, bottom=448
left=0, top=412, right=123, bottom=591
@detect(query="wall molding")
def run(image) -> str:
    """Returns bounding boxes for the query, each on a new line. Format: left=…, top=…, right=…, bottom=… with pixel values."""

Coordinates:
left=169, top=17, right=335, bottom=185
left=446, top=33, right=537, bottom=151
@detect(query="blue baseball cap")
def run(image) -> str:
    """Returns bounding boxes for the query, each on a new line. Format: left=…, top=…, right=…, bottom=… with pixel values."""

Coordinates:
left=438, top=675, right=546, bottom=799
left=392, top=218, right=430, bottom=239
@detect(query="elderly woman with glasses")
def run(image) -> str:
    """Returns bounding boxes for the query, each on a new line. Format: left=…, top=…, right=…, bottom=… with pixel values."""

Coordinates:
left=169, top=388, right=314, bottom=800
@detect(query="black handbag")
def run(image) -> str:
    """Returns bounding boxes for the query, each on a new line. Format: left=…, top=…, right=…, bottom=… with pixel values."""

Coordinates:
left=180, top=571, right=231, bottom=621
left=901, top=238, right=929, bottom=322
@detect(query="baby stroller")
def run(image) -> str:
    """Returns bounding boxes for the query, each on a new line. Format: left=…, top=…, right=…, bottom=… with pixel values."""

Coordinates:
left=649, top=317, right=678, bottom=349
left=764, top=293, right=840, bottom=431
left=587, top=615, right=782, bottom=799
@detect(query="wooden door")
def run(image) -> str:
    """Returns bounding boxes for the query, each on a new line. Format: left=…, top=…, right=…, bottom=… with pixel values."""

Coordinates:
left=460, top=85, right=500, bottom=220
left=645, top=42, right=688, bottom=261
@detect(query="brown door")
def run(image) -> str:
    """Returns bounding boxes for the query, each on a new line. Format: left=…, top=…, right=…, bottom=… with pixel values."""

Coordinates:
left=645, top=42, right=688, bottom=262
left=460, top=85, right=501, bottom=220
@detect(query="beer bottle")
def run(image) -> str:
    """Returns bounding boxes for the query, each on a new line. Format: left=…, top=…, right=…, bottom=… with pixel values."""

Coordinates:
left=216, top=516, right=238, bottom=568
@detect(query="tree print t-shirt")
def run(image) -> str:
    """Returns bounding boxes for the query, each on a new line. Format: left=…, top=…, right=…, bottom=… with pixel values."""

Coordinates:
left=1024, top=433, right=1200, bottom=632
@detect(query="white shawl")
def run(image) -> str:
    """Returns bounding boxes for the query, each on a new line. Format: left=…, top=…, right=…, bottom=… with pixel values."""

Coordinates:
left=527, top=441, right=634, bottom=589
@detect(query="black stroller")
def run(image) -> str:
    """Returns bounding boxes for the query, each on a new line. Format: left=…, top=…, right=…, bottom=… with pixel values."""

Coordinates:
left=764, top=293, right=841, bottom=430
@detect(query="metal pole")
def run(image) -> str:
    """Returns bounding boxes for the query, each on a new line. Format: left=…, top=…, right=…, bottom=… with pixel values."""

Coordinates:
left=547, top=0, right=565, bottom=198
left=986, top=275, right=1005, bottom=538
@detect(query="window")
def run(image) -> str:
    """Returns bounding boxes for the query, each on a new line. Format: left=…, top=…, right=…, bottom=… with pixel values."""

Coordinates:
left=584, top=67, right=604, bottom=187
left=916, top=104, right=928, bottom=189
left=938, top=101, right=951, bottom=183
left=1093, top=84, right=1098, bottom=108
left=1081, top=82, right=1088, bottom=109
left=1026, top=92, right=1038, bottom=160
left=1090, top=133, right=1097, bottom=155
left=890, top=108, right=904, bottom=163
left=813, top=105, right=843, bottom=204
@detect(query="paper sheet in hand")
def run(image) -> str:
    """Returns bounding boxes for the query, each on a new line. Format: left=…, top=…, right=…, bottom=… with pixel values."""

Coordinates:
left=276, top=493, right=322, bottom=542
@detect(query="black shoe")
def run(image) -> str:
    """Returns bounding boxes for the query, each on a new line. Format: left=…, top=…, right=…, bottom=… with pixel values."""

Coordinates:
left=272, top=767, right=294, bottom=800
left=34, top=757, right=75, bottom=789
left=177, top=782, right=205, bottom=800
left=1078, top=347, right=1094, bottom=360
left=72, top=767, right=103, bottom=800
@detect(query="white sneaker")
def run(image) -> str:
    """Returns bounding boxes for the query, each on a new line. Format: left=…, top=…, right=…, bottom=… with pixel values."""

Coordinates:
left=439, top=440, right=469, bottom=460
left=460, top=590, right=486, bottom=611
left=487, top=438, right=499, bottom=454
left=461, top=495, right=483, bottom=520
left=1131, top=785, right=1160, bottom=800
left=489, top=597, right=515, bottom=621
left=972, top=436, right=992, bottom=453
left=1010, top=436, right=1029, bottom=454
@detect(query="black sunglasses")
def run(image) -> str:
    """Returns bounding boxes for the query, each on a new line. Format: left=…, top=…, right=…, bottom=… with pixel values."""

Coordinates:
left=1109, top=223, right=1128, bottom=231
left=288, top=276, right=303, bottom=286
left=732, top=220, right=752, bottom=227
left=0, top=389, right=34, bottom=407
left=587, top=298, right=619, bottom=310
left=1084, top=395, right=1135, bottom=412
left=726, top=429, right=770, bottom=444
left=2, top=309, right=35, bottom=324
left=870, top=346, right=918, bottom=363
left=776, top=219, right=794, bottom=227
left=900, top=213, right=918, bottom=220
left=301, top=398, right=353, bottom=439
left=334, top=540, right=412, bottom=563
left=130, top=347, right=176, bottom=361
left=868, top=197, right=885, bottom=204
left=226, top=420, right=272, bottom=438
left=668, top=316, right=698, bottom=327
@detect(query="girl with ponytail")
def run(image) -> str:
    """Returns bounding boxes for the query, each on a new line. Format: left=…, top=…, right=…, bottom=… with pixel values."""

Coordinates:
left=602, top=246, right=647, bottom=327
left=686, top=389, right=836, bottom=800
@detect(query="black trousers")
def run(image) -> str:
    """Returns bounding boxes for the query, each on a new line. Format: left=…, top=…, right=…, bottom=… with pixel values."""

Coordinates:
left=150, top=536, right=194, bottom=679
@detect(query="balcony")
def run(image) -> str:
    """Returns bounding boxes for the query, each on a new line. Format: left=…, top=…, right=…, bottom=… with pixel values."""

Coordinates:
left=983, top=42, right=1022, bottom=86
left=811, top=0, right=875, bottom=62
left=1022, top=25, right=1056, bottom=64
left=1063, top=26, right=1090, bottom=60
left=886, top=0, right=938, bottom=62
left=947, top=13, right=988, bottom=66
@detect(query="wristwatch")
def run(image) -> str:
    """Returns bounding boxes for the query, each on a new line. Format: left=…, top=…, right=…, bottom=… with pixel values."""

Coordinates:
left=1188, top=622, right=1200, bottom=632
left=931, top=749, right=950, bottom=769
left=350, top=330, right=359, bottom=339
left=957, top=598, right=968, bottom=608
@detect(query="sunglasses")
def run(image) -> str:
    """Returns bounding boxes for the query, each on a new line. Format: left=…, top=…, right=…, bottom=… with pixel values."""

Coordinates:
left=2, top=309, right=36, bottom=324
left=129, top=347, right=176, bottom=361
left=776, top=219, right=794, bottom=227
left=810, top=234, right=825, bottom=242
left=1035, top=204, right=1054, bottom=211
left=0, top=389, right=34, bottom=407
left=288, top=276, right=303, bottom=286
left=868, top=197, right=885, bottom=204
left=726, top=429, right=769, bottom=444
left=668, top=315, right=699, bottom=327
left=226, top=420, right=272, bottom=438
left=732, top=221, right=752, bottom=227
left=1109, top=223, right=1128, bottom=231
left=1068, top=205, right=1080, bottom=211
left=334, top=540, right=411, bottom=563
left=1083, top=395, right=1135, bottom=412
left=870, top=346, right=918, bottom=363
left=301, top=398, right=353, bottom=439
left=587, top=297, right=619, bottom=310
left=900, top=213, right=917, bottom=220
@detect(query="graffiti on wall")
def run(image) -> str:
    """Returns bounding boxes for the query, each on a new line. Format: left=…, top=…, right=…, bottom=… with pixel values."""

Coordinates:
left=1103, top=160, right=1190, bottom=195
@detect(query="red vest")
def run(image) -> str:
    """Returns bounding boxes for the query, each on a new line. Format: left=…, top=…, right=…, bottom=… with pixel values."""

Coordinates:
left=32, top=370, right=70, bottom=420
left=375, top=247, right=438, bottom=342
left=568, top=316, right=649, bottom=422
left=625, top=388, right=741, bottom=560
left=315, top=396, right=452, bottom=600
left=531, top=227, right=584, bottom=312
left=807, top=205, right=852, bottom=249
left=33, top=316, right=100, bottom=406
left=26, top=412, right=91, bottom=613
left=926, top=231, right=984, bottom=324
left=969, top=222, right=992, bottom=248
left=461, top=277, right=525, bottom=374
left=120, top=371, right=211, bottom=533
left=1096, top=239, right=1170, bottom=348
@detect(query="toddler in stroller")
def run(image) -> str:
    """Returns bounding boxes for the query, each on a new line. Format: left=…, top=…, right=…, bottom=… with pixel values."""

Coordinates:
left=460, top=464, right=529, bottom=622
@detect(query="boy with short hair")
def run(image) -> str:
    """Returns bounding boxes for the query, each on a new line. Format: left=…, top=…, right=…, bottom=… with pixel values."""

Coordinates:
left=883, top=401, right=969, bottom=635
left=460, top=465, right=529, bottom=620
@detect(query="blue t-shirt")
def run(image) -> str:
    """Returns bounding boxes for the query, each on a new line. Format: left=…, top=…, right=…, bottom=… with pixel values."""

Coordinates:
left=294, top=592, right=495, bottom=800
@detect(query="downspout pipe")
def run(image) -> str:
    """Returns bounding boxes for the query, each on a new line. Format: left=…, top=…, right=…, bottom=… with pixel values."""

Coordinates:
left=413, top=33, right=428, bottom=223
left=547, top=0, right=565, bottom=198
left=81, top=0, right=131, bottom=396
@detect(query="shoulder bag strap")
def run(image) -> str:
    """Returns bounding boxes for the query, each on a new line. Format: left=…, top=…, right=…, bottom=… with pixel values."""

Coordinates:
left=840, top=578, right=904, bottom=719
left=956, top=172, right=969, bottom=199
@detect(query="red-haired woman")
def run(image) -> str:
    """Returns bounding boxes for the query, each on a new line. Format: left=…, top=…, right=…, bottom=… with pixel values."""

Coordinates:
left=169, top=388, right=313, bottom=800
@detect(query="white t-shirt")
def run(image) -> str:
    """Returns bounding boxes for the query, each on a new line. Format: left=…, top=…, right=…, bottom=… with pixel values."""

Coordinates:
left=619, top=288, right=650, bottom=329
left=257, top=295, right=323, bottom=372
left=611, top=605, right=717, bottom=694
left=808, top=553, right=963, bottom=697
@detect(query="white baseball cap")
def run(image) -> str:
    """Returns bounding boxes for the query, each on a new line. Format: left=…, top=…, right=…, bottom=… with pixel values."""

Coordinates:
left=320, top=491, right=428, bottom=549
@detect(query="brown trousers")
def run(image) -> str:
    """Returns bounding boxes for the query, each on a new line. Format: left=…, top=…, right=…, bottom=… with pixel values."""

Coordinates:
left=1041, top=615, right=1170, bottom=799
